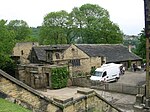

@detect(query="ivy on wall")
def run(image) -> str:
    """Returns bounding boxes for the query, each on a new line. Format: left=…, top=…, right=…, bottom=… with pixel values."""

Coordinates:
left=51, top=67, right=69, bottom=89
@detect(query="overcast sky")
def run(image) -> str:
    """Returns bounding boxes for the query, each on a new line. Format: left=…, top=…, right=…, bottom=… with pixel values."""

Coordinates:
left=0, top=0, right=144, bottom=35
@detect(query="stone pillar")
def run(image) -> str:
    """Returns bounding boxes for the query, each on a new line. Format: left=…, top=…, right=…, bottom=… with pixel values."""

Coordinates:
left=134, top=94, right=144, bottom=109
left=144, top=0, right=150, bottom=108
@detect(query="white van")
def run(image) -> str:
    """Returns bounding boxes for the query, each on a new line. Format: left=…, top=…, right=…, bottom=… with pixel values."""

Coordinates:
left=90, top=63, right=122, bottom=82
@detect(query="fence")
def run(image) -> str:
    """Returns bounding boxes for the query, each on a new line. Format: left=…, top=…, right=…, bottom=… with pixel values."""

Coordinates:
left=72, top=77, right=145, bottom=95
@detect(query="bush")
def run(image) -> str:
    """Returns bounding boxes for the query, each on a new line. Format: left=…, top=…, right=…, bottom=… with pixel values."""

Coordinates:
left=0, top=55, right=16, bottom=77
left=51, top=67, right=69, bottom=89
left=90, top=66, right=96, bottom=75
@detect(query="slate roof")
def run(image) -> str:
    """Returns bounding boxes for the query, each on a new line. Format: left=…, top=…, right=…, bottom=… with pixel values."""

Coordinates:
left=76, top=44, right=142, bottom=63
left=31, top=44, right=142, bottom=63
left=32, top=45, right=70, bottom=61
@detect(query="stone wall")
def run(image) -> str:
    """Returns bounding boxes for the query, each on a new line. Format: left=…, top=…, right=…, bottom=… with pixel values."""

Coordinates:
left=17, top=65, right=48, bottom=89
left=72, top=76, right=91, bottom=87
left=17, top=64, right=70, bottom=89
left=0, top=69, right=121, bottom=112
left=13, top=42, right=39, bottom=64
left=0, top=69, right=61, bottom=112
left=64, top=44, right=102, bottom=74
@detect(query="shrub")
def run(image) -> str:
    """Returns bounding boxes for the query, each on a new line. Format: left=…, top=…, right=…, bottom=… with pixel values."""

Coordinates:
left=90, top=66, right=96, bottom=75
left=51, top=67, right=69, bottom=89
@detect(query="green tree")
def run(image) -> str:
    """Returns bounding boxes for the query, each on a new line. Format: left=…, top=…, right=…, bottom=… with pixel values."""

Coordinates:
left=40, top=3, right=123, bottom=45
left=0, top=19, right=16, bottom=74
left=0, top=20, right=15, bottom=54
left=70, top=4, right=123, bottom=44
left=30, top=27, right=40, bottom=38
left=134, top=30, right=146, bottom=59
left=7, top=20, right=31, bottom=41
left=40, top=10, right=69, bottom=44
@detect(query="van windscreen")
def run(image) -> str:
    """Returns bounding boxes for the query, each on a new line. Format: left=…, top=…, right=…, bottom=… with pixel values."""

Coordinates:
left=94, top=71, right=103, bottom=77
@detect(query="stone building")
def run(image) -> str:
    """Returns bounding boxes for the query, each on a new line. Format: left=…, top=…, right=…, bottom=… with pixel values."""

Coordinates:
left=76, top=44, right=142, bottom=69
left=13, top=43, right=142, bottom=89
left=13, top=42, right=39, bottom=64
left=28, top=44, right=142, bottom=75
left=12, top=43, right=142, bottom=75
left=28, top=44, right=106, bottom=75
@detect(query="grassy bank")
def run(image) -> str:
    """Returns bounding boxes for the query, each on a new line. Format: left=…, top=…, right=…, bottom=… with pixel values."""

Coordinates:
left=0, top=98, right=31, bottom=112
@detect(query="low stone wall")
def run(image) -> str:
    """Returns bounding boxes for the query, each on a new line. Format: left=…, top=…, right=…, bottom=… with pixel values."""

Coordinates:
left=91, top=82, right=145, bottom=95
left=72, top=76, right=91, bottom=87
left=72, top=76, right=145, bottom=95
left=0, top=69, right=122, bottom=112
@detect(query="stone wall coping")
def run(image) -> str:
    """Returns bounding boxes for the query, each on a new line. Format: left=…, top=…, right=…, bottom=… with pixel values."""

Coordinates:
left=77, top=88, right=94, bottom=95
left=53, top=97, right=73, bottom=104
left=72, top=75, right=91, bottom=78
left=52, top=90, right=96, bottom=107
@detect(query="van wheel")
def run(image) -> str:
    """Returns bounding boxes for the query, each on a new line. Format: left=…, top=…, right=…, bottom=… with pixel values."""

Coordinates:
left=115, top=78, right=118, bottom=82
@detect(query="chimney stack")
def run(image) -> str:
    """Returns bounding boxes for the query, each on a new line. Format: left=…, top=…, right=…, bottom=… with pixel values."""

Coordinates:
left=128, top=45, right=132, bottom=52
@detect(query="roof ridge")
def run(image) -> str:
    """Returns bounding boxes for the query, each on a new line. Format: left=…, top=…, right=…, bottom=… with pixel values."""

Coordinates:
left=76, top=44, right=123, bottom=46
left=33, top=44, right=71, bottom=48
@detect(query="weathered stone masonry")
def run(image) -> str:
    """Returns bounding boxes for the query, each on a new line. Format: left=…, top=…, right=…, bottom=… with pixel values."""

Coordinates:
left=0, top=69, right=61, bottom=112
left=0, top=69, right=122, bottom=112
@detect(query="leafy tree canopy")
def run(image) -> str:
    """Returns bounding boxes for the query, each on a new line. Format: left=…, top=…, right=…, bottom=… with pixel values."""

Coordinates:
left=70, top=4, right=123, bottom=44
left=133, top=30, right=146, bottom=60
left=0, top=20, right=16, bottom=71
left=0, top=19, right=35, bottom=74
left=40, top=10, right=69, bottom=44
left=40, top=3, right=123, bottom=45
left=7, top=20, right=31, bottom=41
left=0, top=20, right=15, bottom=55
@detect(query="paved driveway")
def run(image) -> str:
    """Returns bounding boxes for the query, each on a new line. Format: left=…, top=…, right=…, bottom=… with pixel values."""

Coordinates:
left=117, top=71, right=146, bottom=86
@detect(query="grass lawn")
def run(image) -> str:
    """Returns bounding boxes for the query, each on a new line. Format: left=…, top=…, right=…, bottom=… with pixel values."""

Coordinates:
left=0, top=98, right=31, bottom=112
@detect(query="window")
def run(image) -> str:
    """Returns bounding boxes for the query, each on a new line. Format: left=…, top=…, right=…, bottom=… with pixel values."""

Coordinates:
left=47, top=52, right=53, bottom=61
left=47, top=53, right=50, bottom=59
left=72, top=48, right=75, bottom=51
left=55, top=53, right=60, bottom=59
left=102, top=71, right=107, bottom=77
left=21, top=50, right=24, bottom=55
left=94, top=71, right=102, bottom=77
left=70, top=59, right=80, bottom=66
